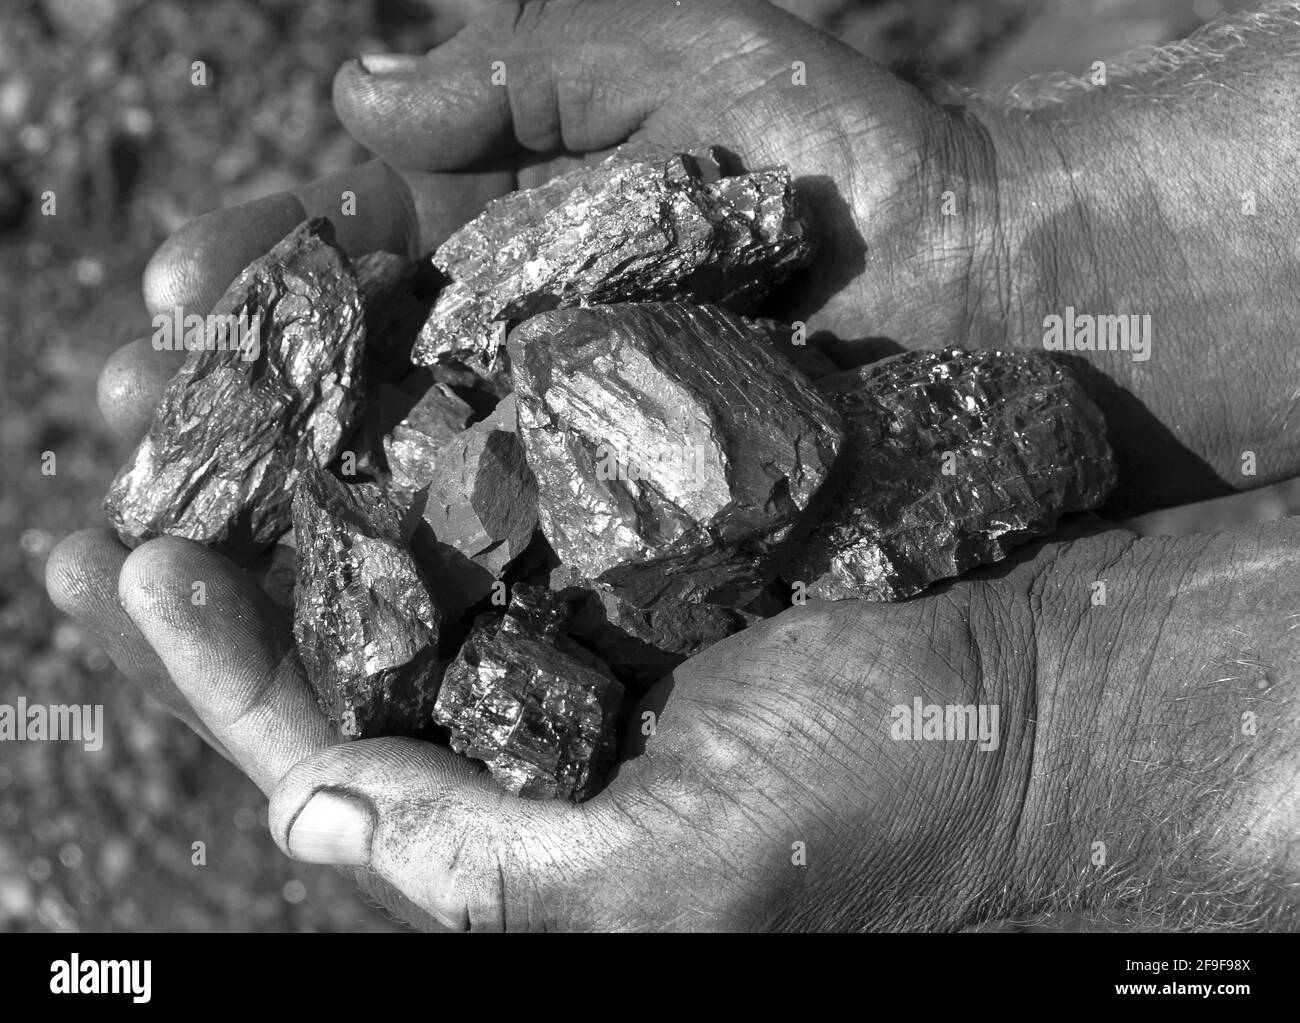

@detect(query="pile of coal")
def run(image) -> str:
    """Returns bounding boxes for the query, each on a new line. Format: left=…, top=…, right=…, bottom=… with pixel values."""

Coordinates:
left=103, top=146, right=1117, bottom=803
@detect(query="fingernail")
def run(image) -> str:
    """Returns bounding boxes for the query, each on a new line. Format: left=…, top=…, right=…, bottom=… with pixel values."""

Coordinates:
left=287, top=790, right=374, bottom=865
left=356, top=53, right=424, bottom=76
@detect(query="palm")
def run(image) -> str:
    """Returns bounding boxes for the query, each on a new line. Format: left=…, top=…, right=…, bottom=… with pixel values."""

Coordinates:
left=596, top=596, right=1031, bottom=930
left=322, top=589, right=1036, bottom=932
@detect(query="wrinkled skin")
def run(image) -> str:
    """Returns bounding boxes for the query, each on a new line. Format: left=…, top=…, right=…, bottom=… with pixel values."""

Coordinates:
left=49, top=0, right=1300, bottom=930
left=47, top=519, right=1300, bottom=930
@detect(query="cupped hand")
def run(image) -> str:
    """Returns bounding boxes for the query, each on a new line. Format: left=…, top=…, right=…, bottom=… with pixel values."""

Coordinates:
left=50, top=516, right=1300, bottom=930
left=101, top=0, right=1009, bottom=446
left=45, top=0, right=1300, bottom=930
left=65, top=0, right=1017, bottom=755
left=100, top=0, right=1289, bottom=527
left=52, top=529, right=1045, bottom=931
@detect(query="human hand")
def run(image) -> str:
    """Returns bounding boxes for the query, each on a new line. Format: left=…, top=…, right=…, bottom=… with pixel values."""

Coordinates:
left=69, top=0, right=1022, bottom=749
left=48, top=517, right=1300, bottom=930
left=103, top=0, right=1300, bottom=523
left=324, top=0, right=1300, bottom=515
left=100, top=0, right=1018, bottom=445
left=47, top=0, right=1300, bottom=930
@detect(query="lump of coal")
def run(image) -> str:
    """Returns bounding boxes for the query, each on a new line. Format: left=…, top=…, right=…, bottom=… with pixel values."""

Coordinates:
left=105, top=218, right=365, bottom=557
left=414, top=146, right=814, bottom=367
left=567, top=583, right=748, bottom=692
left=435, top=588, right=624, bottom=802
left=514, top=570, right=748, bottom=691
left=582, top=544, right=775, bottom=612
left=348, top=366, right=500, bottom=508
left=383, top=380, right=475, bottom=499
left=256, top=530, right=299, bottom=614
left=292, top=469, right=441, bottom=740
left=781, top=348, right=1118, bottom=600
left=499, top=582, right=580, bottom=640
left=748, top=317, right=842, bottom=380
left=420, top=393, right=539, bottom=598
left=353, top=251, right=441, bottom=378
left=510, top=302, right=843, bottom=582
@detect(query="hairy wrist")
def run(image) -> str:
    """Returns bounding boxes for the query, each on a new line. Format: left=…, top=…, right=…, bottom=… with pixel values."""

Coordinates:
left=1019, top=526, right=1300, bottom=929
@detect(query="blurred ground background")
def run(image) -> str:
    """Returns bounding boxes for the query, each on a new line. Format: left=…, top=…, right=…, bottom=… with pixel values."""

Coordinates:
left=0, top=0, right=1291, bottom=933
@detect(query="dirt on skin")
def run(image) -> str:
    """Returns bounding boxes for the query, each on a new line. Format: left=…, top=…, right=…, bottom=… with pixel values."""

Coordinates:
left=1, top=0, right=1292, bottom=932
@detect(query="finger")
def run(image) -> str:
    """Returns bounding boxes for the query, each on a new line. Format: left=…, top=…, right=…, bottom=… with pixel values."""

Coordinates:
left=332, top=0, right=729, bottom=168
left=143, top=160, right=412, bottom=317
left=117, top=535, right=334, bottom=793
left=141, top=160, right=511, bottom=317
left=333, top=0, right=906, bottom=176
left=122, top=164, right=511, bottom=445
left=97, top=337, right=185, bottom=444
left=268, top=738, right=604, bottom=931
left=45, top=529, right=231, bottom=757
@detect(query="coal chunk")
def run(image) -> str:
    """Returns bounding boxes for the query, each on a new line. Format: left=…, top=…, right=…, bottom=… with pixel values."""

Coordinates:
left=292, top=469, right=441, bottom=739
left=383, top=380, right=475, bottom=500
left=510, top=302, right=843, bottom=581
left=586, top=545, right=775, bottom=612
left=420, top=393, right=539, bottom=598
left=105, top=218, right=365, bottom=556
left=353, top=251, right=441, bottom=379
left=500, top=582, right=581, bottom=640
left=435, top=589, right=624, bottom=802
left=256, top=530, right=299, bottom=614
left=781, top=348, right=1118, bottom=600
left=566, top=583, right=748, bottom=691
left=414, top=146, right=814, bottom=367
left=748, top=317, right=842, bottom=380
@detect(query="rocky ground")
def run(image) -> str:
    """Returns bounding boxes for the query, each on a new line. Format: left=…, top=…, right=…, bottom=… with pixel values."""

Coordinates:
left=1, top=0, right=1292, bottom=932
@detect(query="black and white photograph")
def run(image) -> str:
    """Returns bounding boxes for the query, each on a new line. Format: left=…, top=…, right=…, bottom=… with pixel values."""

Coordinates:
left=0, top=0, right=1297, bottom=981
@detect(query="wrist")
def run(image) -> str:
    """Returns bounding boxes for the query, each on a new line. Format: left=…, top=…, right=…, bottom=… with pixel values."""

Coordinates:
left=1019, top=526, right=1300, bottom=927
left=959, top=99, right=1228, bottom=512
left=969, top=88, right=1300, bottom=512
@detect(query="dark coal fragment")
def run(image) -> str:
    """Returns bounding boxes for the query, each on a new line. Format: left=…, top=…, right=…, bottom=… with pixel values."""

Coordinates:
left=414, top=145, right=814, bottom=367
left=346, top=365, right=500, bottom=507
left=292, top=469, right=441, bottom=740
left=781, top=348, right=1118, bottom=600
left=499, top=582, right=582, bottom=640
left=747, top=317, right=842, bottom=380
left=495, top=575, right=746, bottom=691
left=566, top=583, right=748, bottom=691
left=383, top=380, right=475, bottom=499
left=256, top=530, right=298, bottom=614
left=434, top=591, right=623, bottom=802
left=353, top=251, right=442, bottom=378
left=105, top=218, right=365, bottom=557
left=421, top=393, right=539, bottom=596
left=510, top=302, right=842, bottom=581
left=590, top=545, right=775, bottom=611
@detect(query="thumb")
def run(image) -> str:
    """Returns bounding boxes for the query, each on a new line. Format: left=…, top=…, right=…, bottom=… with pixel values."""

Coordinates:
left=117, top=536, right=335, bottom=793
left=331, top=0, right=889, bottom=170
left=268, top=738, right=617, bottom=931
